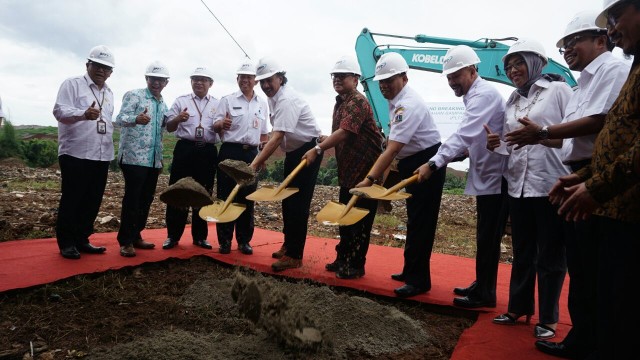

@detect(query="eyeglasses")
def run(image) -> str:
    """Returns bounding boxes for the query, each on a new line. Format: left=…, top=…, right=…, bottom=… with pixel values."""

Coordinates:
left=331, top=73, right=355, bottom=80
left=504, top=60, right=526, bottom=74
left=89, top=61, right=113, bottom=72
left=146, top=76, right=167, bottom=84
left=558, top=34, right=603, bottom=54
left=607, top=1, right=630, bottom=28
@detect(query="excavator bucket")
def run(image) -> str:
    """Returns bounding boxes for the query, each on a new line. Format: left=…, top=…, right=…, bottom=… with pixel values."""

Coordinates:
left=199, top=200, right=246, bottom=223
left=316, top=200, right=369, bottom=226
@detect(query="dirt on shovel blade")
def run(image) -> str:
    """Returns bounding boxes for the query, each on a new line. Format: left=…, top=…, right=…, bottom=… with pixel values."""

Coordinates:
left=159, top=177, right=213, bottom=208
left=218, top=159, right=256, bottom=187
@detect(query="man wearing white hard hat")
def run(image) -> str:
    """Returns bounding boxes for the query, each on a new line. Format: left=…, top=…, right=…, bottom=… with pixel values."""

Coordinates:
left=212, top=60, right=269, bottom=256
left=502, top=10, right=629, bottom=358
left=302, top=55, right=383, bottom=280
left=551, top=1, right=640, bottom=358
left=162, top=67, right=220, bottom=251
left=354, top=52, right=445, bottom=298
left=52, top=45, right=116, bottom=259
left=416, top=45, right=509, bottom=308
left=250, top=56, right=323, bottom=272
left=114, top=61, right=170, bottom=257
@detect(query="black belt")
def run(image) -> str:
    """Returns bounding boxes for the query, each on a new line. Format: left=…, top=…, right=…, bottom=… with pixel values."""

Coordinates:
left=222, top=142, right=257, bottom=151
left=178, top=138, right=215, bottom=148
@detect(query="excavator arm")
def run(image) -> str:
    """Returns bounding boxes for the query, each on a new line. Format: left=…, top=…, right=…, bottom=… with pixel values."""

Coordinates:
left=355, top=28, right=577, bottom=131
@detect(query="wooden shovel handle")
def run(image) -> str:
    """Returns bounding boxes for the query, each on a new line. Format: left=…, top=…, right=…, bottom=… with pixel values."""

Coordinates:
left=220, top=184, right=241, bottom=213
left=382, top=174, right=419, bottom=196
left=338, top=194, right=360, bottom=218
left=274, top=159, right=307, bottom=194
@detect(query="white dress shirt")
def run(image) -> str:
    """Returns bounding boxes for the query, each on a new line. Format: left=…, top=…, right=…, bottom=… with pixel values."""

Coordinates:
left=268, top=85, right=321, bottom=152
left=53, top=73, right=115, bottom=161
left=214, top=91, right=269, bottom=146
left=387, top=85, right=441, bottom=159
left=430, top=77, right=507, bottom=195
left=503, top=79, right=573, bottom=197
left=561, top=52, right=630, bottom=163
left=166, top=93, right=219, bottom=144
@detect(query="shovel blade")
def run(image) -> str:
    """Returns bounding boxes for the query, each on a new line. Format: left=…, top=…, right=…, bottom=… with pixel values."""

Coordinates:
left=349, top=184, right=412, bottom=201
left=316, top=201, right=370, bottom=226
left=199, top=201, right=247, bottom=223
left=245, top=186, right=299, bottom=202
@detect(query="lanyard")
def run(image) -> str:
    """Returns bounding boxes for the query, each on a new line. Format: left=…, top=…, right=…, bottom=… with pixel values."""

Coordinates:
left=191, top=95, right=210, bottom=127
left=85, top=77, right=105, bottom=119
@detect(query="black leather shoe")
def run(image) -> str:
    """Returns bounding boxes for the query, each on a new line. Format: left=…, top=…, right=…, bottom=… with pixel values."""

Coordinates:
left=60, top=246, right=80, bottom=259
left=453, top=280, right=477, bottom=296
left=394, top=284, right=428, bottom=298
left=453, top=296, right=496, bottom=308
left=325, top=260, right=345, bottom=272
left=390, top=273, right=405, bottom=281
left=336, top=267, right=365, bottom=279
left=162, top=238, right=179, bottom=250
left=77, top=243, right=106, bottom=254
left=219, top=243, right=231, bottom=254
left=238, top=243, right=253, bottom=255
left=193, top=239, right=213, bottom=250
left=535, top=340, right=572, bottom=358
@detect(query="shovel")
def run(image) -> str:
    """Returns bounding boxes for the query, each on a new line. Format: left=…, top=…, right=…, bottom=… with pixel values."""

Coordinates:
left=199, top=159, right=256, bottom=223
left=316, top=194, right=370, bottom=226
left=246, top=159, right=307, bottom=202
left=349, top=174, right=418, bottom=201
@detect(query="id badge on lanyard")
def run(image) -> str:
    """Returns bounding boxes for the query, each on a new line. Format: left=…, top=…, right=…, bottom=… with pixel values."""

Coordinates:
left=195, top=125, right=204, bottom=140
left=97, top=118, right=107, bottom=134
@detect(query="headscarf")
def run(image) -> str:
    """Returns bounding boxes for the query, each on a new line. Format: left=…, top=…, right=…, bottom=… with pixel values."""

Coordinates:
left=508, top=52, right=565, bottom=97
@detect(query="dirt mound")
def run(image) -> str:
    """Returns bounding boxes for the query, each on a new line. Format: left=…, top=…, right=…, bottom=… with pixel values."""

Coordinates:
left=0, top=157, right=26, bottom=168
left=159, top=177, right=213, bottom=208
left=218, top=159, right=256, bottom=187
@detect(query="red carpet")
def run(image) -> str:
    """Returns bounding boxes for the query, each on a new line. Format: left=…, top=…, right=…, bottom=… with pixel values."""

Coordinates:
left=0, top=225, right=569, bottom=359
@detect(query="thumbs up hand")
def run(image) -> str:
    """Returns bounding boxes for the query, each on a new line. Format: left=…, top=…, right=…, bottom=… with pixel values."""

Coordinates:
left=84, top=100, right=100, bottom=120
left=136, top=107, right=151, bottom=125
left=484, top=124, right=500, bottom=152
left=222, top=112, right=232, bottom=130
left=178, top=107, right=189, bottom=122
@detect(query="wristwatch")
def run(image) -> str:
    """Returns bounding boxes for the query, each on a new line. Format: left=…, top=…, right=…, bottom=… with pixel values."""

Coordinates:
left=538, top=125, right=550, bottom=140
left=427, top=160, right=438, bottom=172
left=314, top=145, right=323, bottom=155
left=366, top=175, right=378, bottom=184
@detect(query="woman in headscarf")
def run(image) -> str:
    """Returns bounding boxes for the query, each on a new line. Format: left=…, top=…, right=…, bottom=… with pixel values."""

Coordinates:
left=486, top=38, right=573, bottom=340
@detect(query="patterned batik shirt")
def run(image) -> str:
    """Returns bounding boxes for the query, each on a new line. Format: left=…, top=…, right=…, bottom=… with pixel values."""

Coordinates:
left=332, top=89, right=383, bottom=188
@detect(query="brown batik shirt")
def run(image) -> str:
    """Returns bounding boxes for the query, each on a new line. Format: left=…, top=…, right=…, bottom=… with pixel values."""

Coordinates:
left=333, top=89, right=383, bottom=188
left=576, top=57, right=640, bottom=222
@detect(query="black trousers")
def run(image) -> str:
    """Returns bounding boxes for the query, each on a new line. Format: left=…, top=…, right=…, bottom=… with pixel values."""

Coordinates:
left=216, top=142, right=258, bottom=245
left=397, top=144, right=445, bottom=290
left=469, top=177, right=509, bottom=302
left=507, top=196, right=566, bottom=324
left=56, top=154, right=109, bottom=250
left=282, top=140, right=322, bottom=259
left=335, top=186, right=378, bottom=269
left=165, top=140, right=217, bottom=242
left=117, top=163, right=161, bottom=246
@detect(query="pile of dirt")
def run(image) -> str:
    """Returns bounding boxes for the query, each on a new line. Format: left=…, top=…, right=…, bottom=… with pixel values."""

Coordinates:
left=159, top=177, right=213, bottom=208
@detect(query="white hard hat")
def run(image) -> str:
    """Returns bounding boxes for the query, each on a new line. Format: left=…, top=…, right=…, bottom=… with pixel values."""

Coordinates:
left=373, top=53, right=409, bottom=81
left=255, top=57, right=283, bottom=81
left=145, top=61, right=170, bottom=78
left=596, top=0, right=623, bottom=27
left=442, top=45, right=481, bottom=75
left=502, top=38, right=547, bottom=63
left=331, top=56, right=361, bottom=76
left=557, top=10, right=606, bottom=48
left=236, top=60, right=257, bottom=75
left=190, top=67, right=214, bottom=80
left=87, top=45, right=115, bottom=68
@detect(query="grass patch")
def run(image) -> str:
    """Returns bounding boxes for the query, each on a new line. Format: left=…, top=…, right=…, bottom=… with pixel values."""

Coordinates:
left=7, top=179, right=59, bottom=191
left=374, top=213, right=402, bottom=228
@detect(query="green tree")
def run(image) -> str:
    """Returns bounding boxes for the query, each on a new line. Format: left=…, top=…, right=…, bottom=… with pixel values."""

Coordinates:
left=20, top=139, right=58, bottom=168
left=317, top=156, right=338, bottom=185
left=0, top=120, right=22, bottom=159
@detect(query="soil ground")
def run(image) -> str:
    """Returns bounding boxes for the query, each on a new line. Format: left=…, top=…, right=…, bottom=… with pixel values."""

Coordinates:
left=0, top=159, right=513, bottom=359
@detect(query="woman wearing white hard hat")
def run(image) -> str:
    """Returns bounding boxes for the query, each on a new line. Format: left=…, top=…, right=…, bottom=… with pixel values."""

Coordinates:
left=487, top=38, right=573, bottom=340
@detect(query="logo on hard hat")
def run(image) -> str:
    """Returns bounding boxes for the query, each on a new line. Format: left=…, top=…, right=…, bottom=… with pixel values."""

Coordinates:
left=335, top=60, right=346, bottom=66
left=442, top=55, right=453, bottom=66
left=195, top=67, right=205, bottom=71
left=240, top=64, right=250, bottom=70
left=375, top=62, right=386, bottom=71
left=257, top=64, right=267, bottom=72
left=98, top=52, right=110, bottom=58
left=151, top=67, right=163, bottom=72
